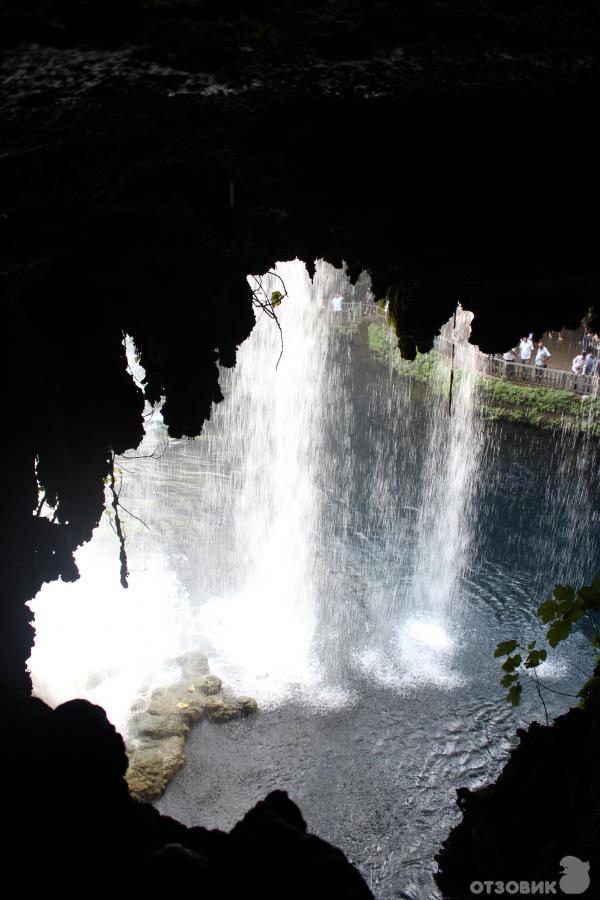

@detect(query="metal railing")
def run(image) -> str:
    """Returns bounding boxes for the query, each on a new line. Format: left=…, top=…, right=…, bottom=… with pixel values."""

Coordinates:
left=434, top=335, right=600, bottom=396
left=327, top=300, right=378, bottom=325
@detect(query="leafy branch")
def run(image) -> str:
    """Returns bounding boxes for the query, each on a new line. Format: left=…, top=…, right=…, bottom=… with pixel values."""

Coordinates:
left=249, top=272, right=288, bottom=369
left=495, top=577, right=600, bottom=719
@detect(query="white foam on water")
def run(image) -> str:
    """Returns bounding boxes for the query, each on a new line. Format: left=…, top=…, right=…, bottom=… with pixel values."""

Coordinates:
left=27, top=521, right=192, bottom=735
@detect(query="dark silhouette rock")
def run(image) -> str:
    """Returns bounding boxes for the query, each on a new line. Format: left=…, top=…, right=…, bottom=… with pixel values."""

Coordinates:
left=2, top=696, right=373, bottom=898
left=435, top=693, right=600, bottom=897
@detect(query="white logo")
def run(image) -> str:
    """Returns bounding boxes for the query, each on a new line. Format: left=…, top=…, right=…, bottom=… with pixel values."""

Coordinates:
left=559, top=857, right=590, bottom=895
left=469, top=857, right=591, bottom=895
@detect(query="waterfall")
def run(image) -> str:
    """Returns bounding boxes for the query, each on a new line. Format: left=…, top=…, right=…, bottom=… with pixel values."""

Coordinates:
left=26, top=262, right=505, bottom=730
left=191, top=260, right=352, bottom=705
left=411, top=310, right=485, bottom=615
left=354, top=307, right=486, bottom=689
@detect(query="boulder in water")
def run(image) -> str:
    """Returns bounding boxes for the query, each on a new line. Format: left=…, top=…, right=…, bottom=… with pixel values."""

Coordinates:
left=125, top=660, right=257, bottom=801
left=126, top=734, right=186, bottom=803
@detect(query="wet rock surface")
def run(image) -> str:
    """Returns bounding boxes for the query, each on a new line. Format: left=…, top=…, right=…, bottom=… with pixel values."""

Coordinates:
left=126, top=652, right=257, bottom=802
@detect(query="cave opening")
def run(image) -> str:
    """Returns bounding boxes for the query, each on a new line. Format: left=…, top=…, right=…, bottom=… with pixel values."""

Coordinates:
left=26, top=260, right=599, bottom=898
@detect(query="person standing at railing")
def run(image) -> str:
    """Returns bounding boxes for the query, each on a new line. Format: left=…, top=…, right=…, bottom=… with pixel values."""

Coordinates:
left=572, top=351, right=586, bottom=375
left=584, top=351, right=596, bottom=376
left=582, top=329, right=595, bottom=354
left=533, top=341, right=550, bottom=384
left=518, top=336, right=534, bottom=363
left=535, top=342, right=551, bottom=368
left=518, top=336, right=534, bottom=381
left=502, top=347, right=516, bottom=377
left=571, top=350, right=588, bottom=393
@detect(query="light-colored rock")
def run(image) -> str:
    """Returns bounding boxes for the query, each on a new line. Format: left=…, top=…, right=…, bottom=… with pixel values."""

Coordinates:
left=136, top=712, right=189, bottom=740
left=174, top=650, right=210, bottom=680
left=125, top=654, right=258, bottom=803
left=237, top=696, right=259, bottom=716
left=126, top=734, right=186, bottom=802
left=195, top=674, right=222, bottom=695
left=203, top=694, right=258, bottom=722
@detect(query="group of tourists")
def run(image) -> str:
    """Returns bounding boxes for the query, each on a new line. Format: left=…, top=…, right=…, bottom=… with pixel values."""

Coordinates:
left=571, top=350, right=599, bottom=377
left=500, top=329, right=600, bottom=380
left=572, top=329, right=600, bottom=377
left=502, top=335, right=552, bottom=369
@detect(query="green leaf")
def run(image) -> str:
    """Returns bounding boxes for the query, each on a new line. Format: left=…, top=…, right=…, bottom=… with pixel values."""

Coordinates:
left=554, top=584, right=575, bottom=604
left=501, top=673, right=519, bottom=687
left=564, top=606, right=585, bottom=624
left=547, top=620, right=572, bottom=648
left=494, top=640, right=518, bottom=658
left=527, top=640, right=537, bottom=650
left=507, top=684, right=522, bottom=706
left=578, top=583, right=600, bottom=612
left=524, top=648, right=547, bottom=669
left=537, top=599, right=558, bottom=623
left=502, top=654, right=522, bottom=673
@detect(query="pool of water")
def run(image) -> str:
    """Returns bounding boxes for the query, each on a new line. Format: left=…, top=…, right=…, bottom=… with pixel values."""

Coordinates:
left=153, top=316, right=597, bottom=899
left=28, top=264, right=599, bottom=898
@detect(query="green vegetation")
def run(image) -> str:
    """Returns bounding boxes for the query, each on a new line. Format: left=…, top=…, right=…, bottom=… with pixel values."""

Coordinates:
left=367, top=321, right=600, bottom=436
left=480, top=378, right=600, bottom=435
left=368, top=322, right=441, bottom=384
left=337, top=323, right=360, bottom=337
left=495, top=578, right=600, bottom=719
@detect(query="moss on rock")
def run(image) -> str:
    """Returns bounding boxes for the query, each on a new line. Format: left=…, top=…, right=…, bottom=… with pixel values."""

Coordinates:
left=126, top=734, right=186, bottom=803
left=201, top=694, right=258, bottom=722
left=195, top=674, right=222, bottom=695
left=135, top=711, right=190, bottom=741
left=125, top=658, right=257, bottom=802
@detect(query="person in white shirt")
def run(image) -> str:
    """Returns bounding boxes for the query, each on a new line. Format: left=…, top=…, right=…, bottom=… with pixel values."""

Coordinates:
left=331, top=295, right=343, bottom=313
left=535, top=342, right=551, bottom=368
left=519, top=336, right=534, bottom=363
left=584, top=351, right=596, bottom=376
left=572, top=352, right=586, bottom=376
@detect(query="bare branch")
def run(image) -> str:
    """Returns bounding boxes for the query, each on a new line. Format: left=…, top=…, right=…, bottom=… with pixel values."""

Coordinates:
left=119, top=443, right=169, bottom=461
left=531, top=667, right=549, bottom=726
left=249, top=272, right=288, bottom=369
left=521, top=668, right=577, bottom=700
left=117, top=501, right=150, bottom=531
left=109, top=451, right=129, bottom=589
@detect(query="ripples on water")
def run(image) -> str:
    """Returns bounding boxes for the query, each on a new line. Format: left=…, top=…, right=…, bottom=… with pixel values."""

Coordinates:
left=28, top=261, right=599, bottom=898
